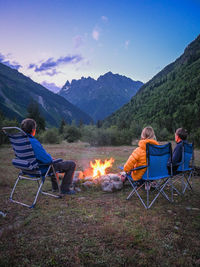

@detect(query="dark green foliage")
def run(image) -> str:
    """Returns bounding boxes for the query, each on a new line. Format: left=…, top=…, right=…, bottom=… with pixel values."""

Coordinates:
left=104, top=35, right=200, bottom=144
left=27, top=100, right=45, bottom=132
left=0, top=111, right=19, bottom=145
left=81, top=125, right=132, bottom=146
left=38, top=128, right=60, bottom=144
left=63, top=125, right=82, bottom=143
left=59, top=118, right=66, bottom=134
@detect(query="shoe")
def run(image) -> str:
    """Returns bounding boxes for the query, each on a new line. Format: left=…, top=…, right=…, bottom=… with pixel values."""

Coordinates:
left=61, top=190, right=76, bottom=195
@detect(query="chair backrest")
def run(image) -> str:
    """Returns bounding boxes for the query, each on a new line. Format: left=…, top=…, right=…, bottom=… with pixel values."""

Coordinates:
left=2, top=127, right=41, bottom=175
left=143, top=143, right=172, bottom=179
left=177, top=142, right=194, bottom=172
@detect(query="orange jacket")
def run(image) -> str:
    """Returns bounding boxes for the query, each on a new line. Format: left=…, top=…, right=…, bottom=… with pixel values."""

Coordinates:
left=124, top=139, right=159, bottom=181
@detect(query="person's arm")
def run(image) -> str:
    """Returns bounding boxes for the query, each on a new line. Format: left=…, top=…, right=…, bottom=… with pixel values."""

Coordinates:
left=29, top=137, right=52, bottom=164
left=172, top=143, right=182, bottom=166
left=124, top=148, right=139, bottom=172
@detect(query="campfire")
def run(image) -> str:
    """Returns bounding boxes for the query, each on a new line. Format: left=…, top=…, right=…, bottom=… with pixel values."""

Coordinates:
left=90, top=158, right=115, bottom=178
left=73, top=157, right=124, bottom=192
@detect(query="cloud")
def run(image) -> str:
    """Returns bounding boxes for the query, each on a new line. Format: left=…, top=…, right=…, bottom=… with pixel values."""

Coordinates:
left=101, top=16, right=108, bottom=22
left=124, top=40, right=130, bottom=49
left=0, top=52, right=21, bottom=70
left=45, top=69, right=61, bottom=76
left=92, top=29, right=99, bottom=41
left=41, top=81, right=61, bottom=93
left=73, top=35, right=84, bottom=48
left=29, top=54, right=83, bottom=72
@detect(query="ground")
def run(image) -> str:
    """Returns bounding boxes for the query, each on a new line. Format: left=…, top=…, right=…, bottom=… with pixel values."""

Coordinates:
left=0, top=141, right=200, bottom=267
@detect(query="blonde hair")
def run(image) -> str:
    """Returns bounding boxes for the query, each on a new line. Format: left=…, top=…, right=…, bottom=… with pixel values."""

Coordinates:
left=141, top=126, right=156, bottom=140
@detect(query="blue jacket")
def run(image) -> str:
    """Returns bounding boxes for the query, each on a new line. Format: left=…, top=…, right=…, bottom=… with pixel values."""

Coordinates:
left=28, top=134, right=52, bottom=174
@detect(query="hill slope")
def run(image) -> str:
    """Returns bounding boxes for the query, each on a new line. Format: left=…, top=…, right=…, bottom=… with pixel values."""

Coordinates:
left=104, top=35, right=200, bottom=134
left=0, top=63, right=92, bottom=126
left=58, top=72, right=143, bottom=122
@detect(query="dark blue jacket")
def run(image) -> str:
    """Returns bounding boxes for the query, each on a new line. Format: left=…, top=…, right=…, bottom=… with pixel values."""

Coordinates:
left=171, top=141, right=183, bottom=166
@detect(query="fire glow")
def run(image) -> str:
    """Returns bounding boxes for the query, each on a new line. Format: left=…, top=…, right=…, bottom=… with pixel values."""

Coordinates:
left=90, top=158, right=115, bottom=178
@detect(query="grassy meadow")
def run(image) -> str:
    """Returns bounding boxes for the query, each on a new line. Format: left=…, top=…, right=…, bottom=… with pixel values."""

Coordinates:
left=0, top=141, right=200, bottom=266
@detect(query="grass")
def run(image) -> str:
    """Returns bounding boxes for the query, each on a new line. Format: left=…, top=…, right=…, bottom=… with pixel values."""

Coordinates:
left=0, top=141, right=200, bottom=266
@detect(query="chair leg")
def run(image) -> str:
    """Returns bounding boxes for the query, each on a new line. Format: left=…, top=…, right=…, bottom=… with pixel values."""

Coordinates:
left=10, top=174, right=20, bottom=201
left=182, top=172, right=193, bottom=194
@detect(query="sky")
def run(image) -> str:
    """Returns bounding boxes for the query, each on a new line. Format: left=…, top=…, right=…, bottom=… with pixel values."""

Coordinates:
left=0, top=0, right=200, bottom=92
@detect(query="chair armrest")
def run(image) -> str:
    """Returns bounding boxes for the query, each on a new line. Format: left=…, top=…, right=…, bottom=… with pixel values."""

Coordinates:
left=52, top=158, right=63, bottom=164
left=118, top=165, right=147, bottom=172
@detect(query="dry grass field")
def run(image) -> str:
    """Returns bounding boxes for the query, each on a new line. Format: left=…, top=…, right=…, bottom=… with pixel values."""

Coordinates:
left=0, top=141, right=200, bottom=266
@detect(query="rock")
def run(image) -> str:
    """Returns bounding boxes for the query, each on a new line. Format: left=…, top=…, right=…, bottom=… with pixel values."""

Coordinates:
left=83, top=181, right=94, bottom=189
left=108, top=173, right=121, bottom=181
left=74, top=171, right=83, bottom=179
left=84, top=176, right=93, bottom=181
left=99, top=175, right=110, bottom=182
left=101, top=181, right=114, bottom=192
left=73, top=176, right=80, bottom=184
left=74, top=187, right=81, bottom=192
left=112, top=180, right=123, bottom=190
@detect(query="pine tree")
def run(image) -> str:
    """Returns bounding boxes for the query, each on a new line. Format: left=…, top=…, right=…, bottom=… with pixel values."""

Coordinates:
left=27, top=100, right=45, bottom=132
left=59, top=119, right=66, bottom=134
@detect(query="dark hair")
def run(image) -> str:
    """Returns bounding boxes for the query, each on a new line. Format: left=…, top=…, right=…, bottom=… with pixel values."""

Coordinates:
left=175, top=128, right=188, bottom=140
left=21, top=118, right=36, bottom=134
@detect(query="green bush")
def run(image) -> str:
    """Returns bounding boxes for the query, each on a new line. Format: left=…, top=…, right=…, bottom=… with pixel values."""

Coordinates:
left=38, top=128, right=60, bottom=144
left=156, top=127, right=172, bottom=141
left=0, top=117, right=20, bottom=145
left=189, top=128, right=200, bottom=147
left=63, top=125, right=81, bottom=143
left=81, top=125, right=132, bottom=146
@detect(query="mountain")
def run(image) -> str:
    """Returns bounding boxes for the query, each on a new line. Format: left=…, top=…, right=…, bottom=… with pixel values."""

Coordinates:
left=104, top=35, right=200, bottom=134
left=0, top=63, right=92, bottom=127
left=58, top=72, right=143, bottom=122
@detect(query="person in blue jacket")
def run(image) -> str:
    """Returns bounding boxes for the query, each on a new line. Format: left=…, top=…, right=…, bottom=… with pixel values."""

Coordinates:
left=21, top=118, right=76, bottom=195
left=168, top=128, right=188, bottom=174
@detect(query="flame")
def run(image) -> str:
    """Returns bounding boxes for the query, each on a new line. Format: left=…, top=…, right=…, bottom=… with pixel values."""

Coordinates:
left=90, top=158, right=114, bottom=178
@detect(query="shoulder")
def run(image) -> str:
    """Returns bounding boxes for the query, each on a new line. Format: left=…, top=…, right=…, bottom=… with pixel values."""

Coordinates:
left=28, top=136, right=42, bottom=146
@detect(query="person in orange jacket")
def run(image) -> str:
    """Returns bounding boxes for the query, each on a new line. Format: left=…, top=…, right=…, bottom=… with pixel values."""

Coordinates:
left=124, top=126, right=159, bottom=181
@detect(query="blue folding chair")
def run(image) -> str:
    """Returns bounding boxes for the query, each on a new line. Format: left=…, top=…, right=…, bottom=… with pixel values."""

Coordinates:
left=120, top=143, right=173, bottom=209
left=2, top=127, right=62, bottom=208
left=172, top=142, right=194, bottom=195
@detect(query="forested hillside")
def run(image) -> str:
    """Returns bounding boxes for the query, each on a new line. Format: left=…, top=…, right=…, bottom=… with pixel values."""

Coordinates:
left=104, top=35, right=200, bottom=142
left=0, top=63, right=92, bottom=127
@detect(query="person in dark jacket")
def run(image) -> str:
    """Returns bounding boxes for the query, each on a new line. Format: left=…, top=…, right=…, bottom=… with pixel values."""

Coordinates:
left=168, top=128, right=188, bottom=175
left=21, top=118, right=76, bottom=195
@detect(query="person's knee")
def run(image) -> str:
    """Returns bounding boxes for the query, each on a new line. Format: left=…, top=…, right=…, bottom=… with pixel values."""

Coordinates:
left=71, top=161, right=76, bottom=170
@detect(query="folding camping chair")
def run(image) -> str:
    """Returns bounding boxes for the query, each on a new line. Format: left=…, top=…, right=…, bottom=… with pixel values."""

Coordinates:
left=120, top=143, right=173, bottom=209
left=2, top=127, right=62, bottom=208
left=172, top=142, right=194, bottom=195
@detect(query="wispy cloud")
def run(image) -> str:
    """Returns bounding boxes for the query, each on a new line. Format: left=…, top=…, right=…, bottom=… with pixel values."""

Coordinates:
left=45, top=69, right=61, bottom=77
left=124, top=40, right=130, bottom=49
left=41, top=81, right=61, bottom=93
left=101, top=16, right=108, bottom=22
left=73, top=35, right=84, bottom=48
left=29, top=54, right=83, bottom=72
left=92, top=29, right=99, bottom=41
left=0, top=52, right=21, bottom=70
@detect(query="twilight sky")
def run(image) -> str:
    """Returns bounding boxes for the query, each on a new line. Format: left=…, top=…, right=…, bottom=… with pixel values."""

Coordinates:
left=0, top=0, right=200, bottom=92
